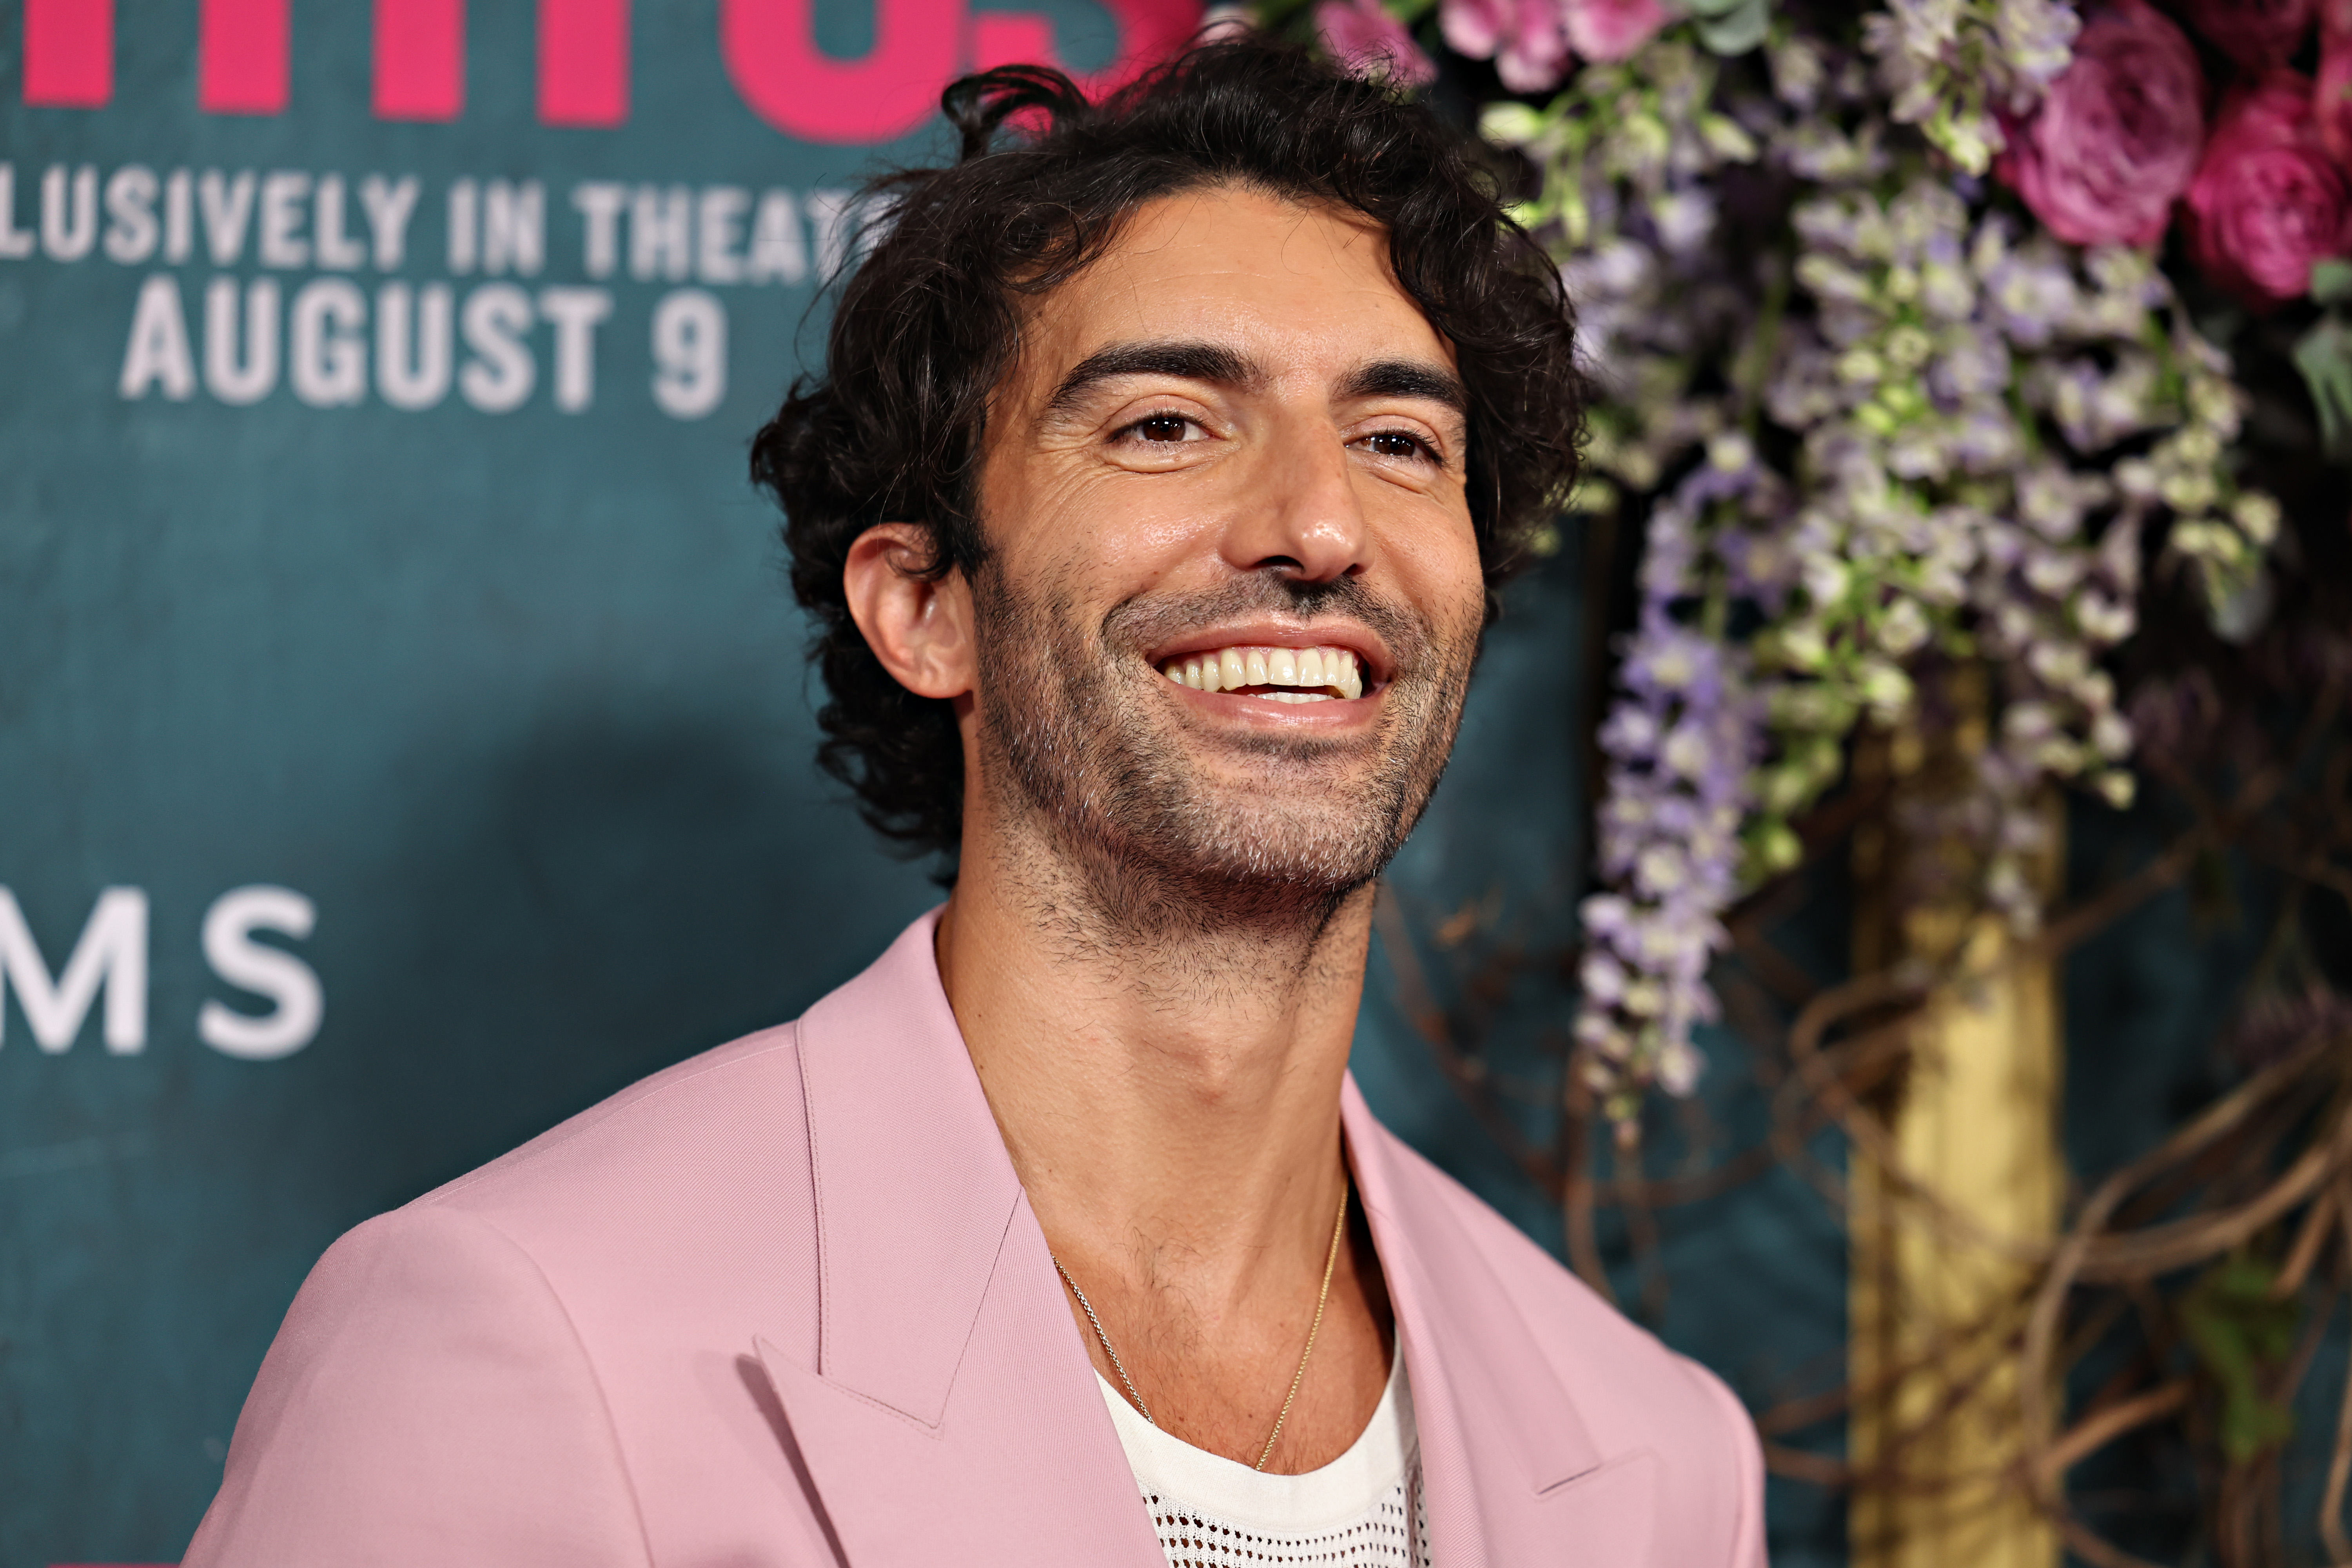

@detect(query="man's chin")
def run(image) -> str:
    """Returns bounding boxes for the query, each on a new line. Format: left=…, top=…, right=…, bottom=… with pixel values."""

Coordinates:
left=1088, top=799, right=1405, bottom=902
left=1081, top=720, right=1441, bottom=900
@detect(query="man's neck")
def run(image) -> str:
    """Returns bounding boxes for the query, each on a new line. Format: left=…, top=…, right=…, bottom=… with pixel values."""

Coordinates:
left=936, top=829, right=1372, bottom=1270
left=930, top=814, right=1394, bottom=1469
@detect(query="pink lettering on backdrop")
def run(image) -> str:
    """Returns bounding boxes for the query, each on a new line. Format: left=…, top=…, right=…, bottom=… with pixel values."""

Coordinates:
left=539, top=0, right=631, bottom=127
left=19, top=0, right=1199, bottom=132
left=375, top=0, right=465, bottom=120
left=720, top=0, right=962, bottom=144
left=23, top=0, right=113, bottom=107
left=198, top=0, right=290, bottom=114
left=723, top=0, right=1200, bottom=143
left=971, top=11, right=1055, bottom=73
left=958, top=0, right=1210, bottom=98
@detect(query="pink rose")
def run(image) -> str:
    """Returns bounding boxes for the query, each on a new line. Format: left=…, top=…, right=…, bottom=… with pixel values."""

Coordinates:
left=1560, top=0, right=1671, bottom=61
left=1997, top=0, right=2205, bottom=247
left=1316, top=0, right=1439, bottom=84
left=1440, top=0, right=1570, bottom=91
left=2185, top=69, right=2352, bottom=303
left=2177, top=0, right=2316, bottom=65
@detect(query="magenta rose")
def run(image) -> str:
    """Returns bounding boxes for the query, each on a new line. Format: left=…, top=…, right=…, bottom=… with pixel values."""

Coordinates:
left=2178, top=0, right=2317, bottom=65
left=1440, top=0, right=1569, bottom=91
left=1316, top=0, right=1439, bottom=83
left=1561, top=0, right=1671, bottom=61
left=2185, top=69, right=2352, bottom=303
left=1997, top=0, right=2205, bottom=247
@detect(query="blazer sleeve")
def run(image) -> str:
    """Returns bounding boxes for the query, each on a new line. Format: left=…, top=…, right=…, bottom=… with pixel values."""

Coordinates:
left=183, top=1203, right=655, bottom=1568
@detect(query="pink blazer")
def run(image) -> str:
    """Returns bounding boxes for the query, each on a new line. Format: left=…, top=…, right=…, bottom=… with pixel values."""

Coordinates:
left=185, top=911, right=1766, bottom=1566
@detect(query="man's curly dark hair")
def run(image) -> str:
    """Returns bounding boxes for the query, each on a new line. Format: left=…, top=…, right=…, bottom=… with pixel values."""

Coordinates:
left=750, top=36, right=1586, bottom=861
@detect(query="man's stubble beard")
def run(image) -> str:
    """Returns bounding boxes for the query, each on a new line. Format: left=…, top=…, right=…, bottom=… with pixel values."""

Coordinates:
left=970, top=563, right=1482, bottom=940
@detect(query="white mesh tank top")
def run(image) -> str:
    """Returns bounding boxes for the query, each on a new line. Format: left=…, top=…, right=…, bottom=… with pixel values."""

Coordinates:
left=1096, top=1353, right=1434, bottom=1568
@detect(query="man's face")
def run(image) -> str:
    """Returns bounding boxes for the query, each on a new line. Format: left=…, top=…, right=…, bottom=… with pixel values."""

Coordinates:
left=968, top=183, right=1487, bottom=913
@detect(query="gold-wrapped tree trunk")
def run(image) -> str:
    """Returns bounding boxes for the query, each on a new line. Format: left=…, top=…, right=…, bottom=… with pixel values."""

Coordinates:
left=1849, top=666, right=2063, bottom=1568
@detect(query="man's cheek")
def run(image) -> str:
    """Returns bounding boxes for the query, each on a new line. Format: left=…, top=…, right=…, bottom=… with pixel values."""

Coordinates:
left=1014, top=475, right=1157, bottom=587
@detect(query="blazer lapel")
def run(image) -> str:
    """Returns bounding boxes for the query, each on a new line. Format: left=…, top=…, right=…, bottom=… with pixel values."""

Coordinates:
left=755, top=913, right=1654, bottom=1566
left=1345, top=1078, right=1660, bottom=1566
left=757, top=912, right=1164, bottom=1568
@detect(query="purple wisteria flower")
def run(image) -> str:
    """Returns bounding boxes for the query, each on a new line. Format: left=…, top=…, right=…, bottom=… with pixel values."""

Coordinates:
left=1575, top=441, right=1774, bottom=1127
left=1503, top=10, right=2279, bottom=1134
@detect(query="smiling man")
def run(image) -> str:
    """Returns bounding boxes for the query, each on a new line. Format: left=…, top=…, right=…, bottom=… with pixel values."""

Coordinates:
left=185, top=41, right=1762, bottom=1568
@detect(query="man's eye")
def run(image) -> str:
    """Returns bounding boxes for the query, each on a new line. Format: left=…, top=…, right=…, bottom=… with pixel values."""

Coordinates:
left=1361, top=431, right=1428, bottom=460
left=1131, top=414, right=1194, bottom=443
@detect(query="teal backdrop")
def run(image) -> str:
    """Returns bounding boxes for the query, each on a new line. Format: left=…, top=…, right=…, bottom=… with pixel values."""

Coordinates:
left=3, top=4, right=2270, bottom=1564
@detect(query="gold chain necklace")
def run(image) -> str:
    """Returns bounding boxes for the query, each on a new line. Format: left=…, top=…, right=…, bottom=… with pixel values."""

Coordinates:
left=1052, top=1185, right=1351, bottom=1473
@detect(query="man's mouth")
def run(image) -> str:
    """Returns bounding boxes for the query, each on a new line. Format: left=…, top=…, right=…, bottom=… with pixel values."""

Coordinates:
left=1156, top=645, right=1365, bottom=704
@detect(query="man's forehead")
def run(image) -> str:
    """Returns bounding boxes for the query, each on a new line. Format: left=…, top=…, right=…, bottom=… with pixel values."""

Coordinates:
left=1009, top=185, right=1454, bottom=402
left=1119, top=182, right=1388, bottom=259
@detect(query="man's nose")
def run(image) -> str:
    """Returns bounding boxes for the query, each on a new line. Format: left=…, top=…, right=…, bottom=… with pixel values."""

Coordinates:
left=1219, top=419, right=1372, bottom=585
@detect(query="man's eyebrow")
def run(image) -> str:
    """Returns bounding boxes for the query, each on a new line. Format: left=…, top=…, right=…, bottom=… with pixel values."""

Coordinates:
left=1044, top=341, right=1264, bottom=416
left=1340, top=358, right=1469, bottom=416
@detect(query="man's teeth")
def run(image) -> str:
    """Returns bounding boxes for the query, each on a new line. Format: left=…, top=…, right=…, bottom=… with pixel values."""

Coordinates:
left=1158, top=646, right=1365, bottom=701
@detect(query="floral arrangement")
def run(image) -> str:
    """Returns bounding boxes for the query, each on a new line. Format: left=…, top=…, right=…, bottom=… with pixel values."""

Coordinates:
left=1285, top=0, right=2344, bottom=1135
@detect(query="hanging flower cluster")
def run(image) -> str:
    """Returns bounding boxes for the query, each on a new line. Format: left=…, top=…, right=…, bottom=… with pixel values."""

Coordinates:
left=1286, top=0, right=2303, bottom=1134
left=1575, top=437, right=1773, bottom=1125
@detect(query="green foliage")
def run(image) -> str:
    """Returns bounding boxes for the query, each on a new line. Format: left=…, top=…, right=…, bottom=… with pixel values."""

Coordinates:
left=2293, top=310, right=2352, bottom=463
left=2181, top=1254, right=2303, bottom=1464
left=1691, top=0, right=1771, bottom=56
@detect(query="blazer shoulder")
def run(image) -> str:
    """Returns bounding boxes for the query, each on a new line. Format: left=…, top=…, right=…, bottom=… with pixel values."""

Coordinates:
left=194, top=1021, right=837, bottom=1562
left=187, top=1203, right=655, bottom=1566
left=383, top=1018, right=825, bottom=1372
left=422, top=1019, right=807, bottom=1214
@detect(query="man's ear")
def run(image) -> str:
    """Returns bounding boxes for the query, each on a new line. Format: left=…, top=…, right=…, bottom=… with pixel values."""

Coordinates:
left=842, top=523, right=977, bottom=701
